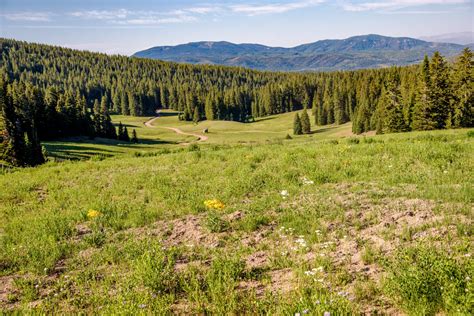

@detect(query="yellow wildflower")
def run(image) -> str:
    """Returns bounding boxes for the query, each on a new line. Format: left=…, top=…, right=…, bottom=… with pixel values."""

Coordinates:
left=204, top=199, right=225, bottom=210
left=87, top=209, right=102, bottom=219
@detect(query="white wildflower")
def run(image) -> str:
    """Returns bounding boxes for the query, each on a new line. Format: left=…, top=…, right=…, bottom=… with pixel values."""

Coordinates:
left=302, top=177, right=314, bottom=185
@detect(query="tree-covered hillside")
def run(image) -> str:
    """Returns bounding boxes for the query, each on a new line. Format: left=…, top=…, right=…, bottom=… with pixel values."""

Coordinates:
left=134, top=34, right=466, bottom=71
left=0, top=38, right=472, bottom=166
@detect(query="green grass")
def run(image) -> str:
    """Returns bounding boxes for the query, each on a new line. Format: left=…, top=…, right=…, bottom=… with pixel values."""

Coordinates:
left=1, top=121, right=473, bottom=313
left=147, top=110, right=355, bottom=144
left=43, top=110, right=356, bottom=161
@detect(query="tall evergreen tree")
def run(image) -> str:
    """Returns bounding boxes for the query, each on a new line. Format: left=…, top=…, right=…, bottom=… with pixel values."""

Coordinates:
left=429, top=52, right=451, bottom=129
left=193, top=106, right=201, bottom=123
left=379, top=71, right=407, bottom=133
left=117, top=122, right=124, bottom=140
left=293, top=113, right=303, bottom=135
left=300, top=109, right=311, bottom=134
left=452, top=48, right=473, bottom=128
left=412, top=56, right=436, bottom=130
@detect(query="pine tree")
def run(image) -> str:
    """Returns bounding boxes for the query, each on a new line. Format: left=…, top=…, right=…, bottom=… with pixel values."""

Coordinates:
left=333, top=89, right=347, bottom=125
left=121, top=92, right=129, bottom=115
left=112, top=93, right=121, bottom=114
left=293, top=113, right=302, bottom=135
left=300, top=109, right=311, bottom=134
left=205, top=93, right=216, bottom=120
left=379, top=71, right=407, bottom=133
left=429, top=52, right=451, bottom=129
left=452, top=48, right=473, bottom=128
left=117, top=122, right=124, bottom=140
left=412, top=56, right=437, bottom=131
left=193, top=106, right=201, bottom=123
left=128, top=93, right=138, bottom=116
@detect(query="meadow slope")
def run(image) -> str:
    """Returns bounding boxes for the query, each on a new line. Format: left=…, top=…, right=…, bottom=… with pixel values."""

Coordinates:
left=1, top=128, right=473, bottom=314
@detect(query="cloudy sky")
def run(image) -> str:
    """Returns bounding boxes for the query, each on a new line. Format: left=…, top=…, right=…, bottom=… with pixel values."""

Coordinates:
left=1, top=0, right=472, bottom=55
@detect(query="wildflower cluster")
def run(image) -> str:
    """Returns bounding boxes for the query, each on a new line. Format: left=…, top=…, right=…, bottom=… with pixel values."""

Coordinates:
left=304, top=266, right=324, bottom=276
left=87, top=209, right=102, bottom=219
left=204, top=199, right=225, bottom=210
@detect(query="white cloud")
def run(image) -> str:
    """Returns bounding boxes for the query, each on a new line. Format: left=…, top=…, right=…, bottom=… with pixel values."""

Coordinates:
left=231, top=0, right=326, bottom=16
left=1, top=12, right=52, bottom=22
left=69, top=8, right=204, bottom=25
left=341, top=0, right=469, bottom=12
left=186, top=7, right=222, bottom=14
left=70, top=9, right=129, bottom=20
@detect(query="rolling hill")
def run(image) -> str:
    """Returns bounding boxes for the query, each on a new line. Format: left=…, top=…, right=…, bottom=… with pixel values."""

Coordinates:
left=133, top=34, right=467, bottom=71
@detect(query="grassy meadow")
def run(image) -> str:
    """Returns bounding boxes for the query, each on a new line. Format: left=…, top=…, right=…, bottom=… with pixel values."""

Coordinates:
left=42, top=110, right=356, bottom=161
left=0, top=116, right=473, bottom=314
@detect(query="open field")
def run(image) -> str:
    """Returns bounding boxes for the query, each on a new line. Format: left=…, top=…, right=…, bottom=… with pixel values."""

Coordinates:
left=1, top=128, right=473, bottom=314
left=43, top=110, right=360, bottom=161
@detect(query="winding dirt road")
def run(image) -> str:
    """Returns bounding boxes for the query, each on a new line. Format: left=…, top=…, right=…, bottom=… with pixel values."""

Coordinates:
left=144, top=116, right=208, bottom=144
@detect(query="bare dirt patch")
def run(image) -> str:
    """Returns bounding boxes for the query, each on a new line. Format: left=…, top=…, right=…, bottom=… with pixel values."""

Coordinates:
left=164, top=215, right=220, bottom=247
left=238, top=268, right=296, bottom=297
left=245, top=251, right=268, bottom=270
left=0, top=275, right=17, bottom=309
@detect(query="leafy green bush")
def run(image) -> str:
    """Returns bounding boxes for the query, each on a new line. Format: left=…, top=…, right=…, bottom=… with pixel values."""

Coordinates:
left=385, top=245, right=472, bottom=315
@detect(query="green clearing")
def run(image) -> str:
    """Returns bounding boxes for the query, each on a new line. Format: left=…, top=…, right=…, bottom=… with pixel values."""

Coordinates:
left=1, top=125, right=473, bottom=314
left=43, top=110, right=357, bottom=161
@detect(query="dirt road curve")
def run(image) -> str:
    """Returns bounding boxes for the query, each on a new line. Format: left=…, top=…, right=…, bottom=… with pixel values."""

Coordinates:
left=144, top=117, right=208, bottom=144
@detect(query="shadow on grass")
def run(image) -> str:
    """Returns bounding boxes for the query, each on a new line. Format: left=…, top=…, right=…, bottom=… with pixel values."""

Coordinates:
left=44, top=143, right=120, bottom=153
left=310, top=126, right=338, bottom=134
left=156, top=111, right=180, bottom=117
left=48, top=151, right=114, bottom=161
left=43, top=136, right=176, bottom=161
left=251, top=116, right=277, bottom=123
left=113, top=122, right=140, bottom=128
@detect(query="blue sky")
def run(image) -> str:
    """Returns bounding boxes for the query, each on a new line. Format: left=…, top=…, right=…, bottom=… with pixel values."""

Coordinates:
left=1, top=0, right=472, bottom=55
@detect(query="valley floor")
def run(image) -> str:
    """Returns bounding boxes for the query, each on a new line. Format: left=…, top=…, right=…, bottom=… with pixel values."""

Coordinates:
left=42, top=110, right=358, bottom=161
left=0, top=124, right=473, bottom=314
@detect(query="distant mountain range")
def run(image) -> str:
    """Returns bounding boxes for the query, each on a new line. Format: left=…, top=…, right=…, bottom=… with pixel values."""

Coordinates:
left=420, top=32, right=473, bottom=45
left=133, top=34, right=469, bottom=72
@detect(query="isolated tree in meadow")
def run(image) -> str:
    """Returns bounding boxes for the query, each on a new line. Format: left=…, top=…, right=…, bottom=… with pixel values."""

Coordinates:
left=293, top=113, right=302, bottom=135
left=301, top=109, right=311, bottom=134
left=131, top=129, right=138, bottom=143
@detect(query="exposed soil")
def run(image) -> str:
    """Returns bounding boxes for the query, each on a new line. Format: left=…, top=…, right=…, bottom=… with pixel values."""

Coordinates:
left=144, top=116, right=208, bottom=144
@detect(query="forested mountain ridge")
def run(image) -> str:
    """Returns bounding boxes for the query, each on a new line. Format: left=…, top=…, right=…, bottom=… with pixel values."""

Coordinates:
left=0, top=38, right=472, bottom=167
left=133, top=34, right=466, bottom=71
